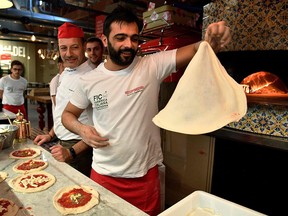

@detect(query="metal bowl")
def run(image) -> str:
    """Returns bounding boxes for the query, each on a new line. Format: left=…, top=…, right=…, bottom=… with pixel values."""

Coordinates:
left=0, top=135, right=7, bottom=151
left=0, top=124, right=19, bottom=149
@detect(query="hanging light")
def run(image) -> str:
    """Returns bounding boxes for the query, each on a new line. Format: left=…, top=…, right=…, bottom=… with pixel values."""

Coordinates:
left=0, top=0, right=13, bottom=9
left=31, top=35, right=36, bottom=41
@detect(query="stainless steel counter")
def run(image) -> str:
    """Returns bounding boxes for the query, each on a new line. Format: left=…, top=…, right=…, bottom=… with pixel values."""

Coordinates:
left=0, top=140, right=148, bottom=216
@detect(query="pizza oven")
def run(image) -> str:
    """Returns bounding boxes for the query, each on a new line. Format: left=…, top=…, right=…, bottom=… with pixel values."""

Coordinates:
left=216, top=50, right=288, bottom=138
left=241, top=71, right=288, bottom=95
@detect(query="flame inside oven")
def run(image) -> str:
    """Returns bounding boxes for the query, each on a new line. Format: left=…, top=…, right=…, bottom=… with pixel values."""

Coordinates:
left=240, top=71, right=288, bottom=94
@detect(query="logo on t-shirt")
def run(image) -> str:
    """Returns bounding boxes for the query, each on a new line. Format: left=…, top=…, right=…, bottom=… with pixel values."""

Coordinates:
left=125, top=86, right=144, bottom=96
left=93, top=91, right=108, bottom=110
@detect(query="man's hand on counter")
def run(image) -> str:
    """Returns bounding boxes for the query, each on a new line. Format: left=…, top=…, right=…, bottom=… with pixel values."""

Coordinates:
left=34, top=134, right=52, bottom=145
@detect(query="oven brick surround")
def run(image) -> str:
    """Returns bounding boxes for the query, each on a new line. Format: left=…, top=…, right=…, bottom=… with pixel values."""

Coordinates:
left=226, top=104, right=288, bottom=138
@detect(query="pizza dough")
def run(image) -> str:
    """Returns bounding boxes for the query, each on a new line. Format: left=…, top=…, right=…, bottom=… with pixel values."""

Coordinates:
left=12, top=159, right=48, bottom=173
left=9, top=171, right=56, bottom=193
left=53, top=185, right=99, bottom=215
left=9, top=147, right=41, bottom=159
left=153, top=41, right=247, bottom=135
left=0, top=172, right=8, bottom=183
left=0, top=198, right=19, bottom=216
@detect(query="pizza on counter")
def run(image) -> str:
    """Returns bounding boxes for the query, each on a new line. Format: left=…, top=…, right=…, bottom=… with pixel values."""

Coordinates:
left=9, top=171, right=56, bottom=193
left=12, top=159, right=48, bottom=173
left=53, top=185, right=99, bottom=215
left=0, top=172, right=8, bottom=183
left=0, top=198, right=19, bottom=216
left=9, top=147, right=41, bottom=159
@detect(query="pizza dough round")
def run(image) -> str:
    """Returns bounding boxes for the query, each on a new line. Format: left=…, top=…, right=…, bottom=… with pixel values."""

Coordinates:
left=12, top=159, right=48, bottom=173
left=53, top=185, right=99, bottom=215
left=9, top=171, right=56, bottom=193
left=0, top=198, right=19, bottom=216
left=9, top=147, right=41, bottom=159
left=0, top=172, right=8, bottom=183
left=153, top=41, right=247, bottom=135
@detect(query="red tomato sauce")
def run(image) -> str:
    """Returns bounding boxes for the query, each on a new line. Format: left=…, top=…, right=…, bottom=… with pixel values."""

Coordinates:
left=19, top=174, right=49, bottom=188
left=0, top=200, right=10, bottom=216
left=58, top=188, right=92, bottom=208
left=12, top=149, right=36, bottom=157
left=17, top=160, right=44, bottom=170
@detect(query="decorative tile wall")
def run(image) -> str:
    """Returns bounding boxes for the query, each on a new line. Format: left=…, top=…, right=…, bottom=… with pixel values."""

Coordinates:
left=226, top=104, right=288, bottom=138
left=203, top=0, right=288, bottom=51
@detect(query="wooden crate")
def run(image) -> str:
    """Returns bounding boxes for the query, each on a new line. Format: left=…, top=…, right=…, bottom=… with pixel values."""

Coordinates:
left=143, top=5, right=199, bottom=33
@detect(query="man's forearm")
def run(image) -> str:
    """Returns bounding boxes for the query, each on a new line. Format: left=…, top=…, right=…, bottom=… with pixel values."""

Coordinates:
left=62, top=110, right=83, bottom=135
left=72, top=140, right=90, bottom=155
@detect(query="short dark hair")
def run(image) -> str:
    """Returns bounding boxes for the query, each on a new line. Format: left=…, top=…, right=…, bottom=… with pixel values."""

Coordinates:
left=85, top=37, right=104, bottom=50
left=10, top=60, right=25, bottom=75
left=103, top=6, right=143, bottom=37
left=11, top=60, right=24, bottom=69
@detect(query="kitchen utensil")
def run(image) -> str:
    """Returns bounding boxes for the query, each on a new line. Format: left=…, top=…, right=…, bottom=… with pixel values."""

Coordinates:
left=0, top=124, right=19, bottom=149
left=13, top=110, right=31, bottom=141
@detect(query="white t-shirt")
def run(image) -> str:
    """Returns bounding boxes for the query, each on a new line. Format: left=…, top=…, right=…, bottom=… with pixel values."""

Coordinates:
left=0, top=75, right=27, bottom=105
left=70, top=50, right=177, bottom=178
left=50, top=73, right=60, bottom=97
left=54, top=60, right=95, bottom=140
left=49, top=73, right=60, bottom=114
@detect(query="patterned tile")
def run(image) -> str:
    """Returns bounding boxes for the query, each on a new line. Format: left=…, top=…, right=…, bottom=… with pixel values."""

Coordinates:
left=203, top=0, right=288, bottom=51
left=227, top=104, right=288, bottom=137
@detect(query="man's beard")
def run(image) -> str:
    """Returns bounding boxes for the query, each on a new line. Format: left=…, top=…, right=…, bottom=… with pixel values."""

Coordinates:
left=107, top=41, right=137, bottom=66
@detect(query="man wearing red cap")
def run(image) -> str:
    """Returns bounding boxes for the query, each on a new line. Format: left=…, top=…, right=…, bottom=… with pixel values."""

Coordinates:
left=34, top=22, right=95, bottom=177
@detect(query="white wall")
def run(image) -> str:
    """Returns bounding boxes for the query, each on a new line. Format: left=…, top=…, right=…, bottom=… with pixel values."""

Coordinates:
left=0, top=40, right=58, bottom=84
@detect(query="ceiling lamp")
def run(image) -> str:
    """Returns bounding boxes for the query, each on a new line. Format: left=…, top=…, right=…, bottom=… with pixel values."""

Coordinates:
left=31, top=35, right=36, bottom=41
left=0, top=0, right=13, bottom=9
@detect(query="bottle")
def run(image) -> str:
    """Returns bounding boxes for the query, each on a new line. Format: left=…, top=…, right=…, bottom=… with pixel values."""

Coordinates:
left=13, top=110, right=31, bottom=142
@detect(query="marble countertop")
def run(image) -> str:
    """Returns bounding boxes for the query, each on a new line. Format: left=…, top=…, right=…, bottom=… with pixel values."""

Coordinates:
left=0, top=140, right=148, bottom=216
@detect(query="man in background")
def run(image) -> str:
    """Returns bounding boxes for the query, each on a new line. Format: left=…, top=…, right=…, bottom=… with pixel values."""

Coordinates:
left=50, top=57, right=65, bottom=112
left=0, top=60, right=28, bottom=120
left=34, top=22, right=94, bottom=177
left=85, top=37, right=104, bottom=67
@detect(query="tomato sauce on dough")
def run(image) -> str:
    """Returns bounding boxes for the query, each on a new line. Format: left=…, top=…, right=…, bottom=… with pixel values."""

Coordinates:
left=58, top=188, right=92, bottom=208
left=17, top=160, right=45, bottom=170
left=0, top=199, right=10, bottom=216
left=12, top=149, right=36, bottom=157
left=19, top=174, right=49, bottom=188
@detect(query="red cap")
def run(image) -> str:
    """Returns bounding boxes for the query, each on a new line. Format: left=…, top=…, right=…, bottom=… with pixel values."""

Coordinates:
left=58, top=22, right=84, bottom=38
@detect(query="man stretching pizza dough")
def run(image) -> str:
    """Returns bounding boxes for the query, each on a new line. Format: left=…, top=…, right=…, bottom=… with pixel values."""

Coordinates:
left=61, top=6, right=231, bottom=216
